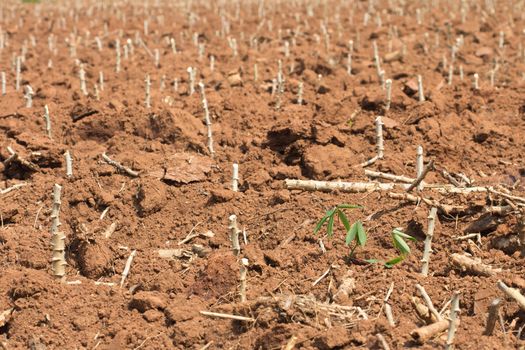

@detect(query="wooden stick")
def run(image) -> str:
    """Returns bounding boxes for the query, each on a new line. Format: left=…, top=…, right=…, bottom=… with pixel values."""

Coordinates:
left=436, top=186, right=489, bottom=194
left=199, top=341, right=213, bottom=350
left=484, top=205, right=514, bottom=215
left=407, top=160, right=434, bottom=192
left=158, top=249, right=184, bottom=259
left=178, top=222, right=203, bottom=245
left=312, top=266, right=331, bottom=287
left=441, top=169, right=461, bottom=187
left=365, top=170, right=415, bottom=183
left=376, top=333, right=391, bottom=350
left=285, top=179, right=407, bottom=192
left=384, top=303, right=395, bottom=327
left=50, top=184, right=66, bottom=278
left=497, top=281, right=525, bottom=310
left=411, top=297, right=438, bottom=324
left=199, top=311, right=255, bottom=322
left=484, top=298, right=501, bottom=336
left=488, top=188, right=525, bottom=204
left=421, top=207, right=437, bottom=276
left=450, top=253, right=501, bottom=276
left=103, top=222, right=117, bottom=239
left=417, top=75, right=425, bottom=102
left=0, top=182, right=28, bottom=195
left=232, top=163, right=239, bottom=192
left=388, top=192, right=465, bottom=215
left=44, top=105, right=52, bottom=138
left=411, top=319, right=453, bottom=344
left=385, top=79, right=392, bottom=111
left=94, top=281, right=116, bottom=287
left=64, top=151, right=73, bottom=178
left=445, top=291, right=461, bottom=350
left=102, top=153, right=139, bottom=178
left=120, top=250, right=137, bottom=287
left=0, top=308, right=13, bottom=327
left=240, top=258, right=248, bottom=302
left=359, top=155, right=379, bottom=168
left=376, top=116, right=384, bottom=159
left=333, top=270, right=355, bottom=302
left=283, top=335, right=298, bottom=350
left=415, top=284, right=443, bottom=321
left=518, top=213, right=525, bottom=257
left=229, top=215, right=241, bottom=256
left=415, top=146, right=424, bottom=190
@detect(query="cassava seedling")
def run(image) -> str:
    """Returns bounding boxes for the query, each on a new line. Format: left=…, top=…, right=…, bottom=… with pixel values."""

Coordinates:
left=314, top=204, right=365, bottom=258
left=385, top=228, right=416, bottom=268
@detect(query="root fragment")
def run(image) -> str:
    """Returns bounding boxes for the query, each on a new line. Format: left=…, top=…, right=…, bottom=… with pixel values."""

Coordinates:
left=450, top=253, right=501, bottom=276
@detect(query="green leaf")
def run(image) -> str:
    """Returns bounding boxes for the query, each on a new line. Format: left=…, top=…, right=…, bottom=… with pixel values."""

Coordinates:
left=385, top=256, right=405, bottom=268
left=337, top=210, right=351, bottom=232
left=393, top=229, right=416, bottom=241
left=327, top=213, right=335, bottom=238
left=392, top=231, right=411, bottom=255
left=314, top=209, right=335, bottom=234
left=364, top=258, right=379, bottom=264
left=346, top=221, right=358, bottom=245
left=314, top=215, right=329, bottom=234
left=337, top=204, right=362, bottom=209
left=355, top=220, right=367, bottom=246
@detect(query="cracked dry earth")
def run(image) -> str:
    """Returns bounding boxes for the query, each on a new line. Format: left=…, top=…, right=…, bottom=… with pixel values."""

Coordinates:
left=1, top=0, right=525, bottom=349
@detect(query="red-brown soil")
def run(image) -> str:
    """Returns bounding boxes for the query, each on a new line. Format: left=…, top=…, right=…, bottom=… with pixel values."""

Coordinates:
left=1, top=0, right=525, bottom=349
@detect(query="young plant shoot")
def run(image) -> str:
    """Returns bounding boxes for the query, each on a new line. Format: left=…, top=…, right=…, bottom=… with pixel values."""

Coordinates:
left=314, top=204, right=365, bottom=258
left=385, top=228, right=416, bottom=268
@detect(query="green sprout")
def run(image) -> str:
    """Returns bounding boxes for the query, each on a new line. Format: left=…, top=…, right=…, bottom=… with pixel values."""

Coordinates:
left=385, top=228, right=416, bottom=268
left=314, top=204, right=365, bottom=258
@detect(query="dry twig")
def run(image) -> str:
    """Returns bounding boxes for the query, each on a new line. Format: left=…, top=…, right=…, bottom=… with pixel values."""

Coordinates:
left=365, top=170, right=415, bottom=184
left=407, top=160, right=434, bottom=192
left=497, top=281, right=525, bottom=310
left=415, top=284, right=442, bottom=321
left=199, top=311, right=255, bottom=322
left=102, top=153, right=139, bottom=178
left=120, top=250, right=137, bottom=287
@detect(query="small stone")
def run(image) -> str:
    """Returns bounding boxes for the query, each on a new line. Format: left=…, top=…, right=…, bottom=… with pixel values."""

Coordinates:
left=245, top=169, right=271, bottom=191
left=270, top=190, right=290, bottom=205
left=108, top=99, right=125, bottom=113
left=143, top=309, right=163, bottom=323
left=403, top=79, right=419, bottom=96
left=227, top=71, right=242, bottom=87
left=129, top=291, right=167, bottom=313
left=135, top=180, right=167, bottom=217
left=209, top=188, right=235, bottom=203
left=475, top=47, right=494, bottom=58
left=268, top=165, right=301, bottom=180
left=381, top=116, right=400, bottom=129
left=164, top=297, right=204, bottom=324
left=384, top=50, right=402, bottom=62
